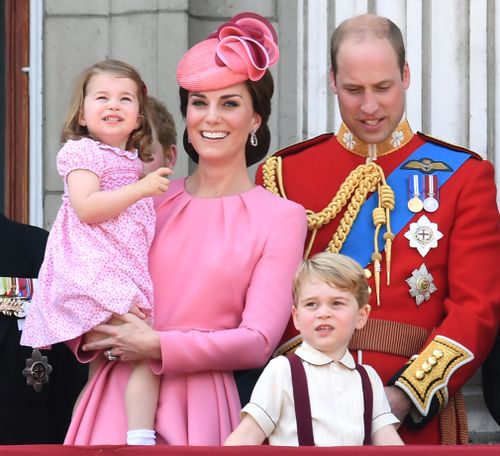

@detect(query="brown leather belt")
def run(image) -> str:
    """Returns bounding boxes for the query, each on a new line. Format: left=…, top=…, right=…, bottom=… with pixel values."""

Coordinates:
left=349, top=318, right=432, bottom=358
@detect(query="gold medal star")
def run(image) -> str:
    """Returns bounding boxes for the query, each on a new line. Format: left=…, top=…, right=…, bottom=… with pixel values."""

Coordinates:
left=406, top=263, right=437, bottom=305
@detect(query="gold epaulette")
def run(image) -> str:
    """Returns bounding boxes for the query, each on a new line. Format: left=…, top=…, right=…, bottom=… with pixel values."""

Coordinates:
left=395, top=335, right=474, bottom=416
left=417, top=132, right=483, bottom=160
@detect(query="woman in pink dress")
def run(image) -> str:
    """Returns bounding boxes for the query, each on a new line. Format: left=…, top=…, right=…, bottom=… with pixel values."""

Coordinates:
left=65, top=12, right=307, bottom=445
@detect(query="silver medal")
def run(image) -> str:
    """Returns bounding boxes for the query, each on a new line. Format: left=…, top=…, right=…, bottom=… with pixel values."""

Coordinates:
left=423, top=196, right=439, bottom=212
left=423, top=175, right=440, bottom=212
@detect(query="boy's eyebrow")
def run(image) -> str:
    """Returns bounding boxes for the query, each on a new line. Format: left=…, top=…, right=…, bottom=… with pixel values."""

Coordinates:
left=299, top=293, right=350, bottom=302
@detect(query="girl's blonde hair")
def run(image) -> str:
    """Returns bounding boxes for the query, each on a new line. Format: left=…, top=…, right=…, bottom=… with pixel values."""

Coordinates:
left=293, top=252, right=370, bottom=308
left=61, top=59, right=152, bottom=161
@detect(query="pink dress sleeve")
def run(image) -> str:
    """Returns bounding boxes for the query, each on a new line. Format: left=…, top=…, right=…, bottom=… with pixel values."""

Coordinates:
left=57, top=138, right=106, bottom=181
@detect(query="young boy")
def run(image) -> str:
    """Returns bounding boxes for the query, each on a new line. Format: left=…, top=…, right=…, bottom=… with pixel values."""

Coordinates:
left=225, top=252, right=404, bottom=446
left=143, top=96, right=177, bottom=175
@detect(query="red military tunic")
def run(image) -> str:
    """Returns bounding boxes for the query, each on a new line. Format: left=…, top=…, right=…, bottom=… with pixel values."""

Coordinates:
left=256, top=119, right=500, bottom=444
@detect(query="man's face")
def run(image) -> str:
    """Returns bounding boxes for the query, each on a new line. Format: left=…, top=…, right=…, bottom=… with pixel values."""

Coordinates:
left=331, top=36, right=410, bottom=144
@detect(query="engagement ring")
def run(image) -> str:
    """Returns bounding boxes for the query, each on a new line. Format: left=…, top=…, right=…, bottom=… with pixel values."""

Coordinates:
left=105, top=348, right=118, bottom=361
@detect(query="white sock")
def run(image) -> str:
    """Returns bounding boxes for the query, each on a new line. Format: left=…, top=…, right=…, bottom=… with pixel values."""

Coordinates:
left=126, top=429, right=156, bottom=445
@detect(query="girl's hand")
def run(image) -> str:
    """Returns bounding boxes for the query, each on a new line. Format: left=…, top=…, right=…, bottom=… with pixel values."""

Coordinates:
left=138, top=167, right=172, bottom=197
left=82, top=312, right=161, bottom=363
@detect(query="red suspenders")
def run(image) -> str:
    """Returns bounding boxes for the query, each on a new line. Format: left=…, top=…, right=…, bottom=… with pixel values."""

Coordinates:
left=287, top=353, right=373, bottom=446
left=287, top=353, right=315, bottom=446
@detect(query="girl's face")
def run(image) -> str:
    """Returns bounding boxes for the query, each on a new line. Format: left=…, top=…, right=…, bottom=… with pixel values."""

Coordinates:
left=79, top=72, right=141, bottom=150
left=185, top=82, right=261, bottom=166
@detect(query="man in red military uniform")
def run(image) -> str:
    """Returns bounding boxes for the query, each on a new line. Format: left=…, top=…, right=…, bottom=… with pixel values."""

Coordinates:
left=256, top=14, right=500, bottom=444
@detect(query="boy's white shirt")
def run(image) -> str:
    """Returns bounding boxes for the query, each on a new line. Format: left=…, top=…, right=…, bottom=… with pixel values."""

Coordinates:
left=241, top=341, right=399, bottom=446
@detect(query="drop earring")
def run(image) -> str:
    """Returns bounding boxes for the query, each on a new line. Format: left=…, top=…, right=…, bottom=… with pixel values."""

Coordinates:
left=250, top=130, right=258, bottom=147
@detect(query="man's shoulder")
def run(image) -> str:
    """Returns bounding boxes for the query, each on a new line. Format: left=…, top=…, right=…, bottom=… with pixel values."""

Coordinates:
left=271, top=133, right=336, bottom=160
left=417, top=132, right=483, bottom=160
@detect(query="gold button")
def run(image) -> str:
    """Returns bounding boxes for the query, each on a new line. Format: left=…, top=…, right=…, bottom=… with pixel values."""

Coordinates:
left=432, top=349, right=443, bottom=358
left=415, top=369, right=425, bottom=379
left=422, top=362, right=431, bottom=372
left=364, top=268, right=372, bottom=279
left=428, top=356, right=437, bottom=365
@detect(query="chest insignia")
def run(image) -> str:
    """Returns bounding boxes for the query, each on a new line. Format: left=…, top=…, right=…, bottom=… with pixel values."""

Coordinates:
left=406, top=263, right=437, bottom=305
left=401, top=157, right=453, bottom=174
left=23, top=348, right=52, bottom=392
left=407, top=174, right=424, bottom=213
left=423, top=175, right=440, bottom=212
left=404, top=215, right=443, bottom=257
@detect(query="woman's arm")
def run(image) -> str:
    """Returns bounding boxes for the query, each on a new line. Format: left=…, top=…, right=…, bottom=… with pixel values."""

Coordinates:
left=68, top=167, right=172, bottom=224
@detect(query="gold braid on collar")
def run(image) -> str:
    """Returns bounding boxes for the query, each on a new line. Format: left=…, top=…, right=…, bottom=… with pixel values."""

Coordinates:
left=262, top=157, right=394, bottom=306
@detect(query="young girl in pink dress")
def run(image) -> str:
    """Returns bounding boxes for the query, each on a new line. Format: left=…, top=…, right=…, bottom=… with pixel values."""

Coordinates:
left=21, top=60, right=172, bottom=446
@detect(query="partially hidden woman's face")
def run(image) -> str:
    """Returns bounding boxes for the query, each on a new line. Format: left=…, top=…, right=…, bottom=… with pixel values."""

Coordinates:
left=186, top=82, right=261, bottom=164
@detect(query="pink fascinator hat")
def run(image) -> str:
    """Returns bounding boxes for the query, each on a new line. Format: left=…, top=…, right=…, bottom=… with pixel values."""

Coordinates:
left=177, top=12, right=279, bottom=91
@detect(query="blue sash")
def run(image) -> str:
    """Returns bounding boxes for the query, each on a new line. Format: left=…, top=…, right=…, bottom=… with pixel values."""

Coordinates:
left=339, top=142, right=471, bottom=266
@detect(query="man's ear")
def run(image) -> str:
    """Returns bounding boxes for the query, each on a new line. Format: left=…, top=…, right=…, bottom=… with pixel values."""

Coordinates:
left=329, top=67, right=338, bottom=94
left=402, top=61, right=411, bottom=90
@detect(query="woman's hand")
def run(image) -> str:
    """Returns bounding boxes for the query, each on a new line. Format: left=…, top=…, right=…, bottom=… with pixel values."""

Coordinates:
left=82, top=312, right=161, bottom=363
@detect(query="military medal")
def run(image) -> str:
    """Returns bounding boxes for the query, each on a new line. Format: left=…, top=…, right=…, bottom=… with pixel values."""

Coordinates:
left=423, top=175, right=439, bottom=212
left=23, top=349, right=52, bottom=392
left=406, top=263, right=437, bottom=305
left=407, top=174, right=424, bottom=213
left=404, top=215, right=443, bottom=257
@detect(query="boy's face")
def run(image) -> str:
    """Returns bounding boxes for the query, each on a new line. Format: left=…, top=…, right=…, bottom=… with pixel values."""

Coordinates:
left=292, top=277, right=370, bottom=361
left=142, top=126, right=177, bottom=176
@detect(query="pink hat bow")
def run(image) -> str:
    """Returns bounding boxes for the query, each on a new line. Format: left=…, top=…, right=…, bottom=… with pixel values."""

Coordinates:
left=176, top=12, right=279, bottom=91
left=214, top=13, right=279, bottom=81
